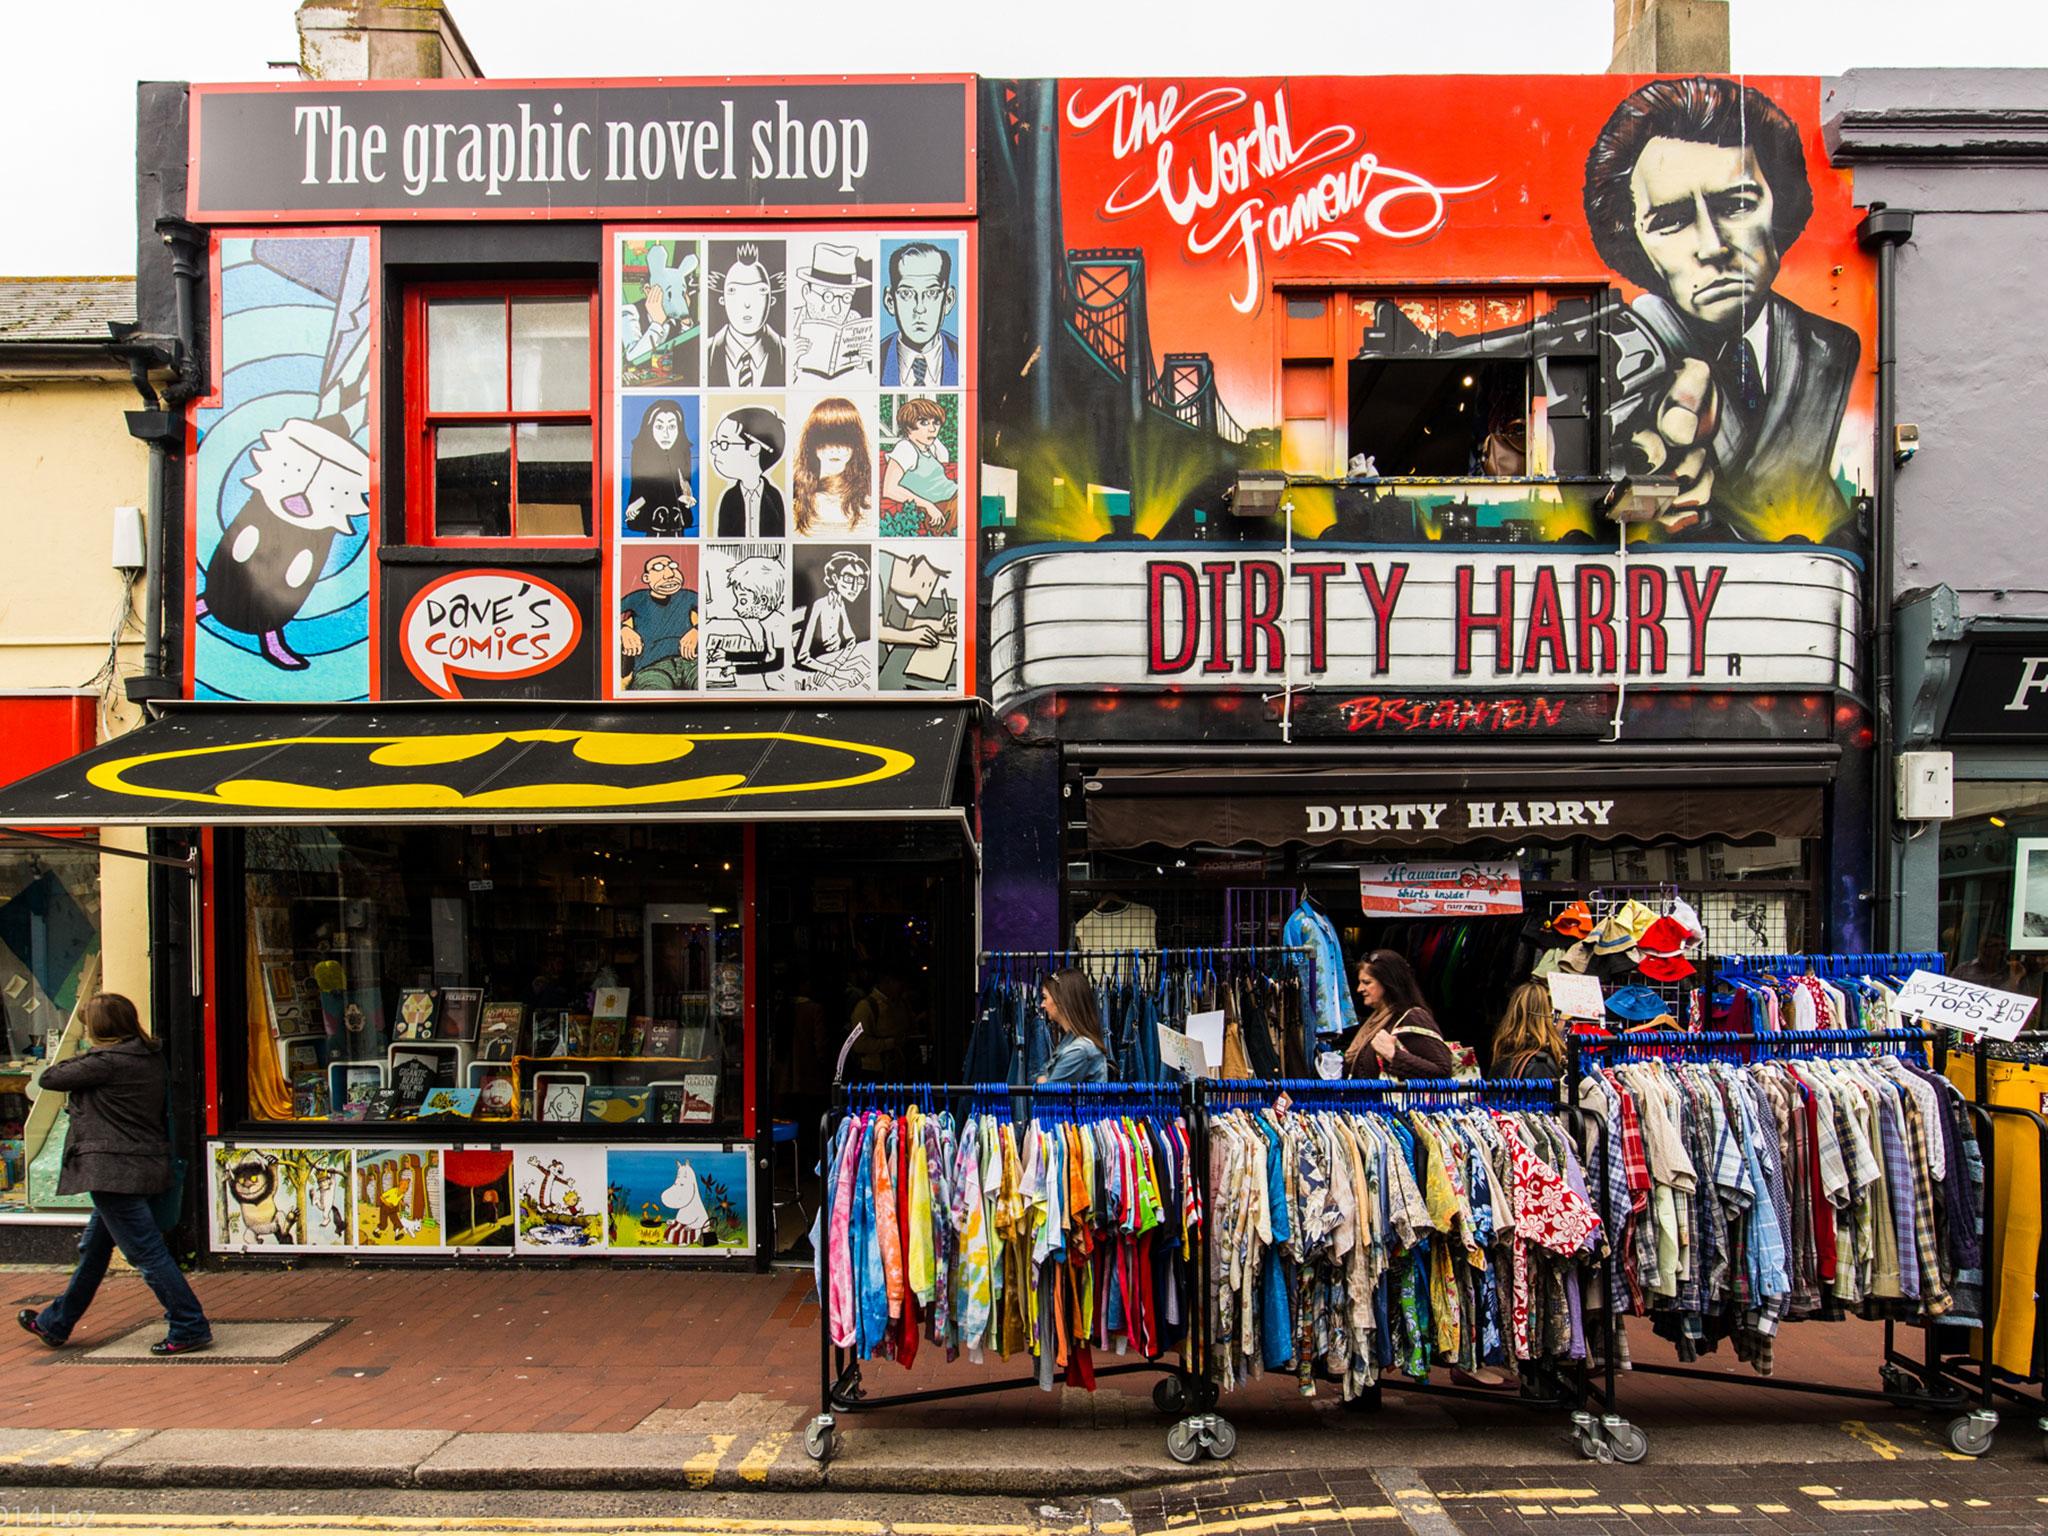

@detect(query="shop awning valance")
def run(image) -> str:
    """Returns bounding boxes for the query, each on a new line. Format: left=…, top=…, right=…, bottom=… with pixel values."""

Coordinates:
left=1084, top=762, right=1823, bottom=851
left=0, top=703, right=974, bottom=830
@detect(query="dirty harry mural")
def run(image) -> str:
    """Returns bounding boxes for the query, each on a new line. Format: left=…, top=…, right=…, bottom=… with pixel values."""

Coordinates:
left=978, top=74, right=1873, bottom=552
left=193, top=235, right=375, bottom=701
left=1582, top=77, right=1858, bottom=543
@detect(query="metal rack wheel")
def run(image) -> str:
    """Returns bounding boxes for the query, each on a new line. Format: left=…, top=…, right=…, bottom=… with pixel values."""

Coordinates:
left=804, top=1415, right=839, bottom=1463
left=1195, top=1378, right=1221, bottom=1413
left=1605, top=1420, right=1649, bottom=1464
left=1153, top=1375, right=1188, bottom=1415
left=1570, top=1410, right=1645, bottom=1463
left=1165, top=1413, right=1237, bottom=1463
left=1946, top=1410, right=1996, bottom=1457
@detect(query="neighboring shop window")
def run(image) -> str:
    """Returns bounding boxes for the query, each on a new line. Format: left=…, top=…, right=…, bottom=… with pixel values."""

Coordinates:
left=0, top=842, right=103, bottom=1211
left=1938, top=781, right=2048, bottom=999
left=241, top=824, right=744, bottom=1132
left=405, top=285, right=599, bottom=543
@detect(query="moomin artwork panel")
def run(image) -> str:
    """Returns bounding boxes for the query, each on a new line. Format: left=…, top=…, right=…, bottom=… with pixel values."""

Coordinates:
left=606, top=1146, right=752, bottom=1253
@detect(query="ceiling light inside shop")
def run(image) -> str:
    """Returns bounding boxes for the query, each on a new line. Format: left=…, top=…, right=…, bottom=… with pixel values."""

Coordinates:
left=1990, top=815, right=2008, bottom=827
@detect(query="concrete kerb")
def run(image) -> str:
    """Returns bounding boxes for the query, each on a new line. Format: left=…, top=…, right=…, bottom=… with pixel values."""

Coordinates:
left=0, top=1418, right=1975, bottom=1493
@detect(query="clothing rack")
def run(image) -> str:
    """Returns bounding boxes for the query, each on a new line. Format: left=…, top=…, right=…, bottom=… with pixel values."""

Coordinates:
left=1575, top=1021, right=1994, bottom=1453
left=1925, top=1029, right=2048, bottom=1457
left=1190, top=1074, right=1646, bottom=1464
left=807, top=1079, right=1206, bottom=1466
left=1718, top=952, right=1944, bottom=978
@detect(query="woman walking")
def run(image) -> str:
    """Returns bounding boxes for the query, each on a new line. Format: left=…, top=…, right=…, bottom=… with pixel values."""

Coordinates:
left=17, top=994, right=211, bottom=1355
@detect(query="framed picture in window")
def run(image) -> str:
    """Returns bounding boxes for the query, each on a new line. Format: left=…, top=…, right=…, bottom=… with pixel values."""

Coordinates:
left=535, top=1073, right=590, bottom=1124
left=2010, top=838, right=2048, bottom=951
left=438, top=987, right=483, bottom=1042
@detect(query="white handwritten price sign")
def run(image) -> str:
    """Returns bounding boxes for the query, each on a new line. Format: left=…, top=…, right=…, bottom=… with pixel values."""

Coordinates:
left=1546, top=972, right=1607, bottom=1023
left=1893, top=969, right=2038, bottom=1041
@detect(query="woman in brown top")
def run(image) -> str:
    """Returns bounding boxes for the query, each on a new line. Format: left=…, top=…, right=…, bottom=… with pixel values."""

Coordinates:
left=1345, top=950, right=1457, bottom=1079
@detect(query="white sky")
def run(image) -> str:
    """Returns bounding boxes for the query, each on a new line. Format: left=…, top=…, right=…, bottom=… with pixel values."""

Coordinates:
left=5, top=0, right=2043, bottom=274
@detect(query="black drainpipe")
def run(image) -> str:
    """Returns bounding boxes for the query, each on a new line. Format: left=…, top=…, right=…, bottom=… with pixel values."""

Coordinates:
left=1858, top=202, right=1914, bottom=948
left=123, top=217, right=208, bottom=704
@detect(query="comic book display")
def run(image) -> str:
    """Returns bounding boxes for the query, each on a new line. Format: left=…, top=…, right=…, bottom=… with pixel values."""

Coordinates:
left=613, top=230, right=970, bottom=700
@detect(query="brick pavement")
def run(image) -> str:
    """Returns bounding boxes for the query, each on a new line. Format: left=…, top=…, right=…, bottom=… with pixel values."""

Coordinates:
left=0, top=1259, right=1983, bottom=1441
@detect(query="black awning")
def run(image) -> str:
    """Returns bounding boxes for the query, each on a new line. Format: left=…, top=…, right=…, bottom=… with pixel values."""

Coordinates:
left=0, top=703, right=973, bottom=829
left=1085, top=761, right=1823, bottom=851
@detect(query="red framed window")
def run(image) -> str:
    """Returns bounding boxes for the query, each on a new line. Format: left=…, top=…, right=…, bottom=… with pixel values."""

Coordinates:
left=404, top=282, right=600, bottom=544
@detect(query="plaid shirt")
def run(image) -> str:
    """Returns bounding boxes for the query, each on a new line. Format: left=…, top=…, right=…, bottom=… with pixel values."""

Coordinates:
left=1895, top=1090, right=1952, bottom=1316
left=1872, top=1081, right=1921, bottom=1302
left=1729, top=1077, right=1790, bottom=1330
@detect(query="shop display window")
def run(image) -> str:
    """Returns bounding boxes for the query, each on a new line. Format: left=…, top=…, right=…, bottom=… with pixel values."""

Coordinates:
left=238, top=824, right=744, bottom=1134
left=0, top=843, right=102, bottom=1212
left=1938, top=781, right=2048, bottom=998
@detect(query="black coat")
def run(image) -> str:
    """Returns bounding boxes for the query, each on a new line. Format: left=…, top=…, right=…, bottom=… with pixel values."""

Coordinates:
left=38, top=1038, right=172, bottom=1196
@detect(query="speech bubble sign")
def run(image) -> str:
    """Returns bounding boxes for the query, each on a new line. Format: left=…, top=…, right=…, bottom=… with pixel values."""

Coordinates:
left=400, top=570, right=583, bottom=700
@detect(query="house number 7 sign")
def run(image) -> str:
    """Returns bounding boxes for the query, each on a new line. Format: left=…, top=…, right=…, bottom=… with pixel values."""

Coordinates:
left=1893, top=969, right=2039, bottom=1041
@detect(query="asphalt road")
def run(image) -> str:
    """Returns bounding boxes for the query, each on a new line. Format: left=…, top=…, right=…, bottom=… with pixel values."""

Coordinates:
left=5, top=1461, right=2048, bottom=1536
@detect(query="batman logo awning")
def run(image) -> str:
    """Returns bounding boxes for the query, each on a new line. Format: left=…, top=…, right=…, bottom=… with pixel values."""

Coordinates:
left=0, top=703, right=975, bottom=831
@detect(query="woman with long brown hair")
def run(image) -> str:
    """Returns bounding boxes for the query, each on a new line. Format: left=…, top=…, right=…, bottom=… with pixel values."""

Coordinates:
left=1035, top=967, right=1110, bottom=1084
left=1345, top=949, right=1456, bottom=1079
left=18, top=994, right=211, bottom=1354
left=791, top=396, right=874, bottom=537
left=1490, top=980, right=1569, bottom=1080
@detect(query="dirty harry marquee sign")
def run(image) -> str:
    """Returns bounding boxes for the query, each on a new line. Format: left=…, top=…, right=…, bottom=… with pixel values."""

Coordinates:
left=988, top=548, right=1861, bottom=720
left=189, top=77, right=974, bottom=220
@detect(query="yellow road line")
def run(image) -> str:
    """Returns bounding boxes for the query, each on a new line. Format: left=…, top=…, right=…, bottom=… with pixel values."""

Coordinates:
left=0, top=1428, right=139, bottom=1466
left=1141, top=1507, right=1398, bottom=1535
left=1840, top=1419, right=1905, bottom=1460
left=1437, top=1487, right=1595, bottom=1501
left=1818, top=1499, right=1932, bottom=1514
left=680, top=1433, right=736, bottom=1490
left=736, top=1432, right=789, bottom=1484
left=1894, top=1421, right=1974, bottom=1462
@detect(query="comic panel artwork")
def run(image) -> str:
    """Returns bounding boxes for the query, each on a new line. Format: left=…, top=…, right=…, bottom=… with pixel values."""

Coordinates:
left=617, top=543, right=701, bottom=693
left=514, top=1144, right=607, bottom=1252
left=210, top=1144, right=352, bottom=1251
left=194, top=234, right=375, bottom=700
left=607, top=1146, right=753, bottom=1254
left=443, top=1147, right=515, bottom=1249
left=979, top=76, right=1873, bottom=552
left=609, top=228, right=970, bottom=699
left=352, top=1147, right=446, bottom=1248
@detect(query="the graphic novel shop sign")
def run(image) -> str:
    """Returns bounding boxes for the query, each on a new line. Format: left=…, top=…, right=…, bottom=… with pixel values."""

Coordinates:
left=189, top=78, right=975, bottom=220
left=989, top=547, right=1861, bottom=730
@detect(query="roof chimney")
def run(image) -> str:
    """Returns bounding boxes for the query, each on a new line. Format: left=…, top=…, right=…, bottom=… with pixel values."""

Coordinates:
left=295, top=1, right=484, bottom=80
left=1610, top=0, right=1730, bottom=72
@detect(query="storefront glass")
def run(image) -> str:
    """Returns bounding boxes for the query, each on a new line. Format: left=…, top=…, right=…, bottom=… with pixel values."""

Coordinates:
left=0, top=842, right=102, bottom=1211
left=1937, top=780, right=2048, bottom=998
left=241, top=824, right=744, bottom=1135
